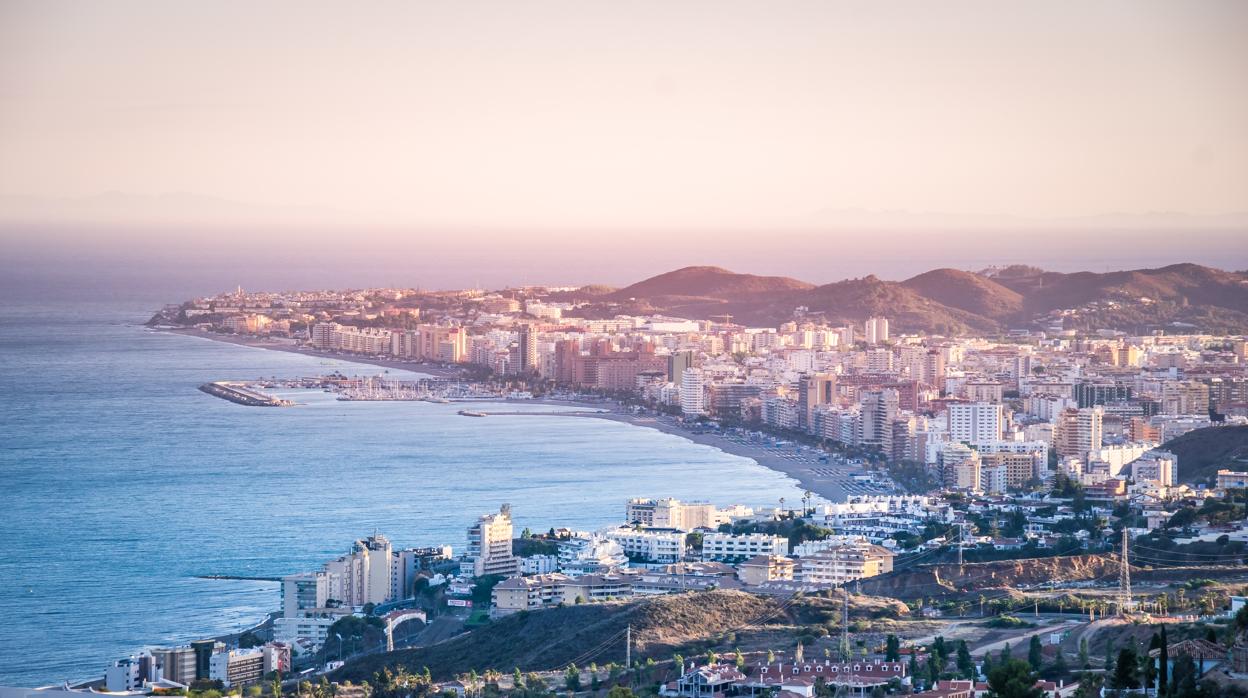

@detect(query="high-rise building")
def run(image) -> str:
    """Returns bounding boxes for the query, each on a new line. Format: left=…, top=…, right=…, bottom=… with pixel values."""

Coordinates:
left=463, top=504, right=519, bottom=577
left=680, top=367, right=706, bottom=416
left=864, top=317, right=890, bottom=345
left=946, top=402, right=1004, bottom=445
left=859, top=389, right=899, bottom=454
left=322, top=534, right=393, bottom=607
left=1055, top=407, right=1104, bottom=458
left=667, top=350, right=694, bottom=382
left=797, top=372, right=837, bottom=432
left=519, top=325, right=539, bottom=373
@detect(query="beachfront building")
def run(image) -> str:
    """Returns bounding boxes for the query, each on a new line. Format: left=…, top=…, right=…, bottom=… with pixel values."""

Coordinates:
left=462, top=504, right=520, bottom=578
left=681, top=367, right=706, bottom=416
left=322, top=534, right=393, bottom=607
left=626, top=498, right=724, bottom=532
left=701, top=532, right=788, bottom=562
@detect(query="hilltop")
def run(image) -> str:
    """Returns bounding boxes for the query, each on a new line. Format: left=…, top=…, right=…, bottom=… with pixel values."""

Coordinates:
left=564, top=263, right=1248, bottom=334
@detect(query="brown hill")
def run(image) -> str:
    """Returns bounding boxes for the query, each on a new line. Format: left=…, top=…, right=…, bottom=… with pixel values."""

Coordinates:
left=901, top=268, right=1024, bottom=320
left=992, top=263, right=1248, bottom=315
left=563, top=263, right=1248, bottom=334
left=608, top=266, right=814, bottom=302
left=800, top=276, right=999, bottom=335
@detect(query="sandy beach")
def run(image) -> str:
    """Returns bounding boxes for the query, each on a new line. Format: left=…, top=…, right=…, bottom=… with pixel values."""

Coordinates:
left=166, top=328, right=889, bottom=503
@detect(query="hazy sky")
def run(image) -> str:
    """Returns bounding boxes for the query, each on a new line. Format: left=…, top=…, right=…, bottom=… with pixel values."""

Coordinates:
left=1, top=1, right=1246, bottom=291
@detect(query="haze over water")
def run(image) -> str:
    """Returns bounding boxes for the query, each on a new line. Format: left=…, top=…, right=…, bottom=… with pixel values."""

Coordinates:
left=0, top=294, right=807, bottom=687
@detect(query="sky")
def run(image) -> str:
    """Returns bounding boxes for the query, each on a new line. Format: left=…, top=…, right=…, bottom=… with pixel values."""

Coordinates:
left=1, top=0, right=1246, bottom=293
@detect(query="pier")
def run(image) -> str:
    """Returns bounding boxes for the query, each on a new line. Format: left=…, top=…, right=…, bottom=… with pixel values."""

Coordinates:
left=198, top=381, right=294, bottom=407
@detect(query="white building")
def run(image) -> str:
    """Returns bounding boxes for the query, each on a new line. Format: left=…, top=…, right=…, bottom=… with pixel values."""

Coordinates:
left=323, top=534, right=393, bottom=607
left=603, top=526, right=686, bottom=563
left=865, top=317, right=890, bottom=345
left=701, top=532, right=788, bottom=562
left=462, top=504, right=520, bottom=577
left=680, top=367, right=706, bottom=416
left=946, top=402, right=1003, bottom=445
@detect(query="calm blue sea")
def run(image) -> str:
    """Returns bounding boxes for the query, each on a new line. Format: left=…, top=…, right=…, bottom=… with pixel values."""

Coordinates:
left=0, top=299, right=806, bottom=687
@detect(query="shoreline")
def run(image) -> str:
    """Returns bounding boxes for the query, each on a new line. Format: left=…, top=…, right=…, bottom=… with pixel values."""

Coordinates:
left=157, top=327, right=465, bottom=378
left=162, top=328, right=868, bottom=503
left=561, top=410, right=852, bottom=503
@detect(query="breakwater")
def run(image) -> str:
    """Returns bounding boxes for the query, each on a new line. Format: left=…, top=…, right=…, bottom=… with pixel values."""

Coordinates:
left=198, top=381, right=293, bottom=407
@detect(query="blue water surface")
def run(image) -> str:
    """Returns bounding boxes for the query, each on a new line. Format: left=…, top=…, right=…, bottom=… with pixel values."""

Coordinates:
left=0, top=300, right=805, bottom=686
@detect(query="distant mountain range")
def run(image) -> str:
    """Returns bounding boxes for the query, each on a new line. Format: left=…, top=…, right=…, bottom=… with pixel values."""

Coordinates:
left=558, top=263, right=1248, bottom=334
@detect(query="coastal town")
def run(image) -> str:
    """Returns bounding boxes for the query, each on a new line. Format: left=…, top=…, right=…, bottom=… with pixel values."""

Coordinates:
left=15, top=271, right=1241, bottom=698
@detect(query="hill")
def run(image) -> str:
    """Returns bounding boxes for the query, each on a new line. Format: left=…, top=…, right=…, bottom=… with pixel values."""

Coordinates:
left=901, top=268, right=1024, bottom=321
left=1163, top=425, right=1248, bottom=483
left=558, top=263, right=1248, bottom=334
left=800, top=276, right=999, bottom=335
left=333, top=590, right=907, bottom=682
left=608, top=266, right=814, bottom=302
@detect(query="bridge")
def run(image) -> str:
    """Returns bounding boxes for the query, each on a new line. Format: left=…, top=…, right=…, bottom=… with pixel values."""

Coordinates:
left=382, top=608, right=428, bottom=652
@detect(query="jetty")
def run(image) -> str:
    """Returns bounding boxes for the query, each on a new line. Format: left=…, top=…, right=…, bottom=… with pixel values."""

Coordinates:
left=198, top=381, right=294, bottom=407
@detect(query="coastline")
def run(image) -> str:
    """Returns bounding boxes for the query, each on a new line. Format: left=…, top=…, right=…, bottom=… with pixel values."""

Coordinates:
left=559, top=411, right=851, bottom=503
left=158, top=327, right=464, bottom=378
left=165, top=327, right=858, bottom=503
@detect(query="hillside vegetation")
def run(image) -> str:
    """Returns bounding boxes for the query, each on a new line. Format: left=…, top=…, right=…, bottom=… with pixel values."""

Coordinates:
left=1163, top=425, right=1248, bottom=483
left=334, top=590, right=907, bottom=682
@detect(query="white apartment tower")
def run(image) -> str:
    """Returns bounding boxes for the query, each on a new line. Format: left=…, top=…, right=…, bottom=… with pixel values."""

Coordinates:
left=946, top=402, right=1004, bottom=445
left=680, top=367, right=706, bottom=416
left=463, top=504, right=520, bottom=577
left=864, top=317, right=890, bottom=345
left=323, top=534, right=393, bottom=607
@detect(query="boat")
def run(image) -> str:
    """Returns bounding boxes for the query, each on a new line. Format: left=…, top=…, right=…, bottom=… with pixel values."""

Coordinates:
left=457, top=409, right=488, bottom=417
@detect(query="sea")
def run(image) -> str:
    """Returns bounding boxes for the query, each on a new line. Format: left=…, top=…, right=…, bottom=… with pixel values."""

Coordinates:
left=0, top=297, right=809, bottom=687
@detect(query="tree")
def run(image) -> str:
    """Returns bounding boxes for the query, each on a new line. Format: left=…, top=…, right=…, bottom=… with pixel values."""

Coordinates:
left=606, top=688, right=635, bottom=698
left=565, top=665, right=581, bottom=692
left=1169, top=655, right=1199, bottom=698
left=887, top=635, right=901, bottom=662
left=982, top=653, right=994, bottom=681
left=1158, top=626, right=1169, bottom=694
left=1111, top=647, right=1141, bottom=690
left=1078, top=639, right=1090, bottom=670
left=927, top=658, right=940, bottom=688
left=513, top=668, right=523, bottom=690
left=768, top=650, right=776, bottom=664
left=985, top=659, right=1044, bottom=698
left=673, top=654, right=685, bottom=673
left=271, top=673, right=283, bottom=698
left=1045, top=652, right=1068, bottom=681
left=1000, top=643, right=1013, bottom=663
left=1073, top=672, right=1103, bottom=698
left=735, top=649, right=746, bottom=671
left=909, top=653, right=920, bottom=682
left=1029, top=636, right=1044, bottom=671
left=957, top=641, right=975, bottom=679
